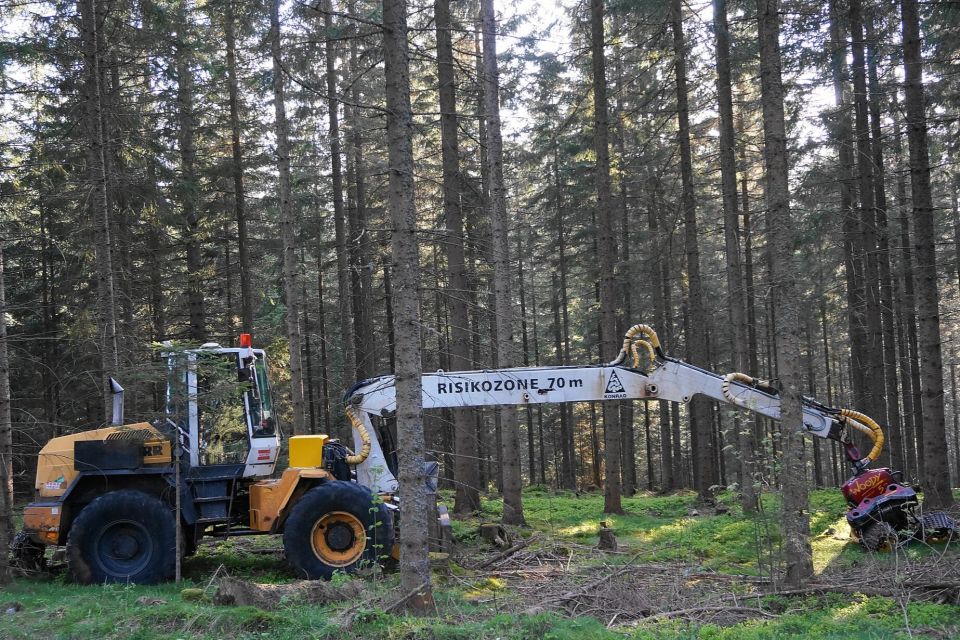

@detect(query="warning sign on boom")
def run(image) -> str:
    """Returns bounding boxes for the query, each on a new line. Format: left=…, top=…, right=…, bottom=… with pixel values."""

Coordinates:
left=603, top=370, right=627, bottom=399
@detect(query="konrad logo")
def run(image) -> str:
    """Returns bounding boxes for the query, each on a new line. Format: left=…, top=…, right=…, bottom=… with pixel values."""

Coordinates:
left=604, top=371, right=627, bottom=399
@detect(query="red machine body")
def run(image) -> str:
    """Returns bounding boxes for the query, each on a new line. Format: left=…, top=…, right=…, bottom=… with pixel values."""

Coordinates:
left=841, top=468, right=894, bottom=506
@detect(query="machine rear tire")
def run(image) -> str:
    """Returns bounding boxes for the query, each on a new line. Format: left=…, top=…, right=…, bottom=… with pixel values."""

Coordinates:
left=283, top=481, right=393, bottom=580
left=67, top=490, right=176, bottom=584
left=860, top=521, right=899, bottom=552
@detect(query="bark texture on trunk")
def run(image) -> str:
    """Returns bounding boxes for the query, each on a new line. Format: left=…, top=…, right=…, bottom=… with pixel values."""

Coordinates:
left=435, top=0, right=480, bottom=514
left=865, top=16, right=903, bottom=471
left=900, top=0, right=953, bottom=508
left=756, top=0, right=813, bottom=587
left=225, top=0, right=253, bottom=334
left=828, top=0, right=867, bottom=420
left=383, top=0, right=433, bottom=610
left=325, top=0, right=356, bottom=393
left=671, top=0, right=715, bottom=500
left=270, top=0, right=305, bottom=435
left=0, top=246, right=12, bottom=584
left=590, top=0, right=623, bottom=514
left=480, top=0, right=524, bottom=525
left=849, top=0, right=886, bottom=432
left=81, top=0, right=120, bottom=422
left=712, top=0, right=755, bottom=512
left=174, top=5, right=205, bottom=343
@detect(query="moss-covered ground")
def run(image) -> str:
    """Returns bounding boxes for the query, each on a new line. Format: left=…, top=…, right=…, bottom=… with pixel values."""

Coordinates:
left=1, top=488, right=957, bottom=639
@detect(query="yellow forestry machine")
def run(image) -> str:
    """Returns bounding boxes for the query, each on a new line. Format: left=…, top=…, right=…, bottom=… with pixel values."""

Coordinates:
left=14, top=335, right=418, bottom=583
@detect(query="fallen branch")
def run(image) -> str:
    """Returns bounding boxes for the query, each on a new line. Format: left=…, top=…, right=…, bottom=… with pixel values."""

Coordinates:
left=477, top=535, right=538, bottom=569
left=640, top=605, right=777, bottom=622
left=383, top=582, right=434, bottom=614
left=763, top=581, right=960, bottom=600
left=524, top=553, right=644, bottom=615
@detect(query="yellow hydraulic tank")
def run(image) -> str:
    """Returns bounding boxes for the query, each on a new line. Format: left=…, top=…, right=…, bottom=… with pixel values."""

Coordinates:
left=288, top=434, right=328, bottom=468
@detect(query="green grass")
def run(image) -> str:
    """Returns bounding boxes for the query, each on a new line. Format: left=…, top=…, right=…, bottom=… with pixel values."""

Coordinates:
left=630, top=595, right=960, bottom=640
left=2, top=488, right=958, bottom=639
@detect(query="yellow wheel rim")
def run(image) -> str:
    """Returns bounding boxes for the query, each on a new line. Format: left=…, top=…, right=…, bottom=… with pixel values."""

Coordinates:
left=310, top=511, right=366, bottom=567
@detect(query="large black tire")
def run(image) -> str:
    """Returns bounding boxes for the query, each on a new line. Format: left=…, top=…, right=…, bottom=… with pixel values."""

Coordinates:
left=860, top=521, right=899, bottom=552
left=67, top=490, right=176, bottom=584
left=283, top=481, right=394, bottom=580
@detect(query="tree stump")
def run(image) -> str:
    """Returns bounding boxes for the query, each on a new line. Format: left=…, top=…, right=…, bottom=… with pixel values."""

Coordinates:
left=479, top=523, right=512, bottom=549
left=598, top=521, right=618, bottom=551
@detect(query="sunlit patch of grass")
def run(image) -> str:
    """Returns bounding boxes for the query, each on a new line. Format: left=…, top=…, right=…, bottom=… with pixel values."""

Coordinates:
left=558, top=519, right=603, bottom=537
left=462, top=576, right=508, bottom=602
left=811, top=514, right=852, bottom=574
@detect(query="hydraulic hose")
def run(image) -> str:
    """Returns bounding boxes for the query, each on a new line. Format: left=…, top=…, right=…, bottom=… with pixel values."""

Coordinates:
left=344, top=405, right=372, bottom=465
left=629, top=338, right=657, bottom=370
left=839, top=408, right=884, bottom=464
left=608, top=324, right=663, bottom=365
left=721, top=372, right=771, bottom=408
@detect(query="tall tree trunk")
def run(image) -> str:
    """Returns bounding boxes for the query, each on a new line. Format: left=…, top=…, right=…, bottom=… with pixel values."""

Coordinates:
left=891, top=99, right=922, bottom=478
left=849, top=0, right=887, bottom=434
left=866, top=16, right=903, bottom=471
left=383, top=0, right=432, bottom=611
left=518, top=233, right=536, bottom=484
left=480, top=0, right=524, bottom=525
left=739, top=111, right=764, bottom=478
left=756, top=0, right=813, bottom=587
left=554, top=151, right=576, bottom=489
left=317, top=266, right=332, bottom=433
left=646, top=176, right=673, bottom=491
left=270, top=0, right=305, bottom=435
left=81, top=0, right=120, bottom=421
left=225, top=0, right=253, bottom=334
left=435, top=0, right=480, bottom=514
left=323, top=0, right=356, bottom=392
left=671, top=0, right=714, bottom=500
left=174, top=8, right=206, bottom=343
left=900, top=0, right=953, bottom=508
left=0, top=246, right=12, bottom=584
left=612, top=38, right=636, bottom=496
left=713, top=0, right=756, bottom=513
left=346, top=3, right=374, bottom=379
left=828, top=0, right=867, bottom=420
left=590, top=0, right=623, bottom=514
left=551, top=272, right=574, bottom=488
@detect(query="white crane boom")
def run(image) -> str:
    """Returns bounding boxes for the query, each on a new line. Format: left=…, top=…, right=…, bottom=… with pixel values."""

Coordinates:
left=343, top=324, right=884, bottom=494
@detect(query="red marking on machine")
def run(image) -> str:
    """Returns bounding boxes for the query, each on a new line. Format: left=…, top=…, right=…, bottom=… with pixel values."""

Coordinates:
left=842, top=468, right=893, bottom=505
left=257, top=449, right=271, bottom=461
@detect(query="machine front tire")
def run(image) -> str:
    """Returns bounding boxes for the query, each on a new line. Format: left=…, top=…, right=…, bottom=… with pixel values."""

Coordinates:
left=283, top=481, right=393, bottom=580
left=67, top=490, right=176, bottom=584
left=860, top=521, right=899, bottom=552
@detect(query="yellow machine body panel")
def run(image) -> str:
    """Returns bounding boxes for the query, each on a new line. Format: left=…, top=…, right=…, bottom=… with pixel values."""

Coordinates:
left=288, top=434, right=329, bottom=468
left=249, top=467, right=333, bottom=532
left=34, top=423, right=166, bottom=499
left=23, top=503, right=63, bottom=545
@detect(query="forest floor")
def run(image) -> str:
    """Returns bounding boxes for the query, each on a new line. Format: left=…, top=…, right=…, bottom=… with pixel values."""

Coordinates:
left=2, top=488, right=959, bottom=639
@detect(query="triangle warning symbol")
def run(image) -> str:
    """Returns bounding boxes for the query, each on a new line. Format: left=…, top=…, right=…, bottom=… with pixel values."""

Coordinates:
left=605, top=370, right=625, bottom=394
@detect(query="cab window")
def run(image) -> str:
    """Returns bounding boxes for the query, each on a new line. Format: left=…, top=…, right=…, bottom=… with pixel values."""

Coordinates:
left=196, top=353, right=249, bottom=465
left=248, top=356, right=277, bottom=438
